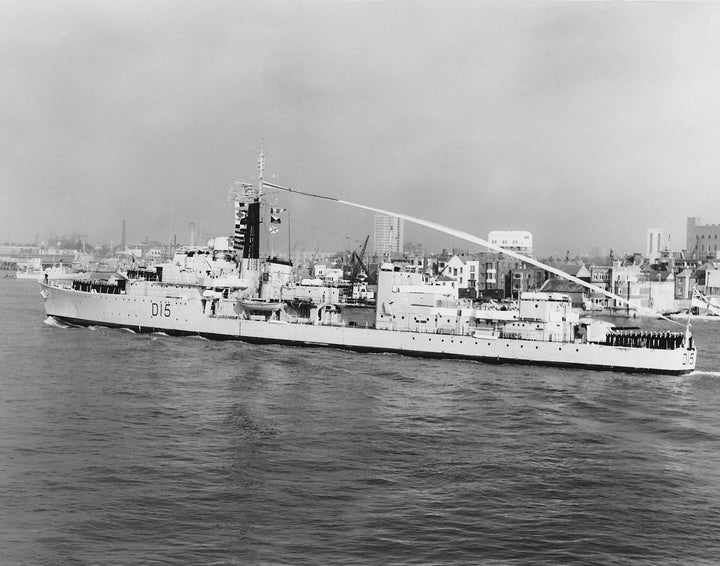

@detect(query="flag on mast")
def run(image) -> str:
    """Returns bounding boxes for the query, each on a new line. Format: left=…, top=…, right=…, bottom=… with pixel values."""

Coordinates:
left=233, top=200, right=249, bottom=251
left=269, top=206, right=285, bottom=233
left=691, top=288, right=707, bottom=309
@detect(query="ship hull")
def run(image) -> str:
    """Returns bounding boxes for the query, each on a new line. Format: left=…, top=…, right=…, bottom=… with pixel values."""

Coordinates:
left=42, top=283, right=696, bottom=375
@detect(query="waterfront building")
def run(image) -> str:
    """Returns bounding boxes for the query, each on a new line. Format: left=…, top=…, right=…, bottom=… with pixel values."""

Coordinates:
left=434, top=252, right=485, bottom=298
left=645, top=270, right=676, bottom=313
left=686, top=217, right=720, bottom=259
left=373, top=214, right=404, bottom=258
left=675, top=269, right=694, bottom=301
left=442, top=255, right=468, bottom=287
left=561, top=263, right=591, bottom=282
left=465, top=259, right=480, bottom=297
left=487, top=231, right=532, bottom=254
left=480, top=253, right=498, bottom=293
left=691, top=264, right=720, bottom=296
left=148, top=248, right=164, bottom=261
left=706, top=267, right=720, bottom=296
left=505, top=262, right=545, bottom=299
left=590, top=265, right=612, bottom=288
left=433, top=274, right=457, bottom=293
left=588, top=264, right=613, bottom=310
left=0, top=244, right=41, bottom=257
left=312, top=263, right=344, bottom=284
left=539, top=278, right=586, bottom=308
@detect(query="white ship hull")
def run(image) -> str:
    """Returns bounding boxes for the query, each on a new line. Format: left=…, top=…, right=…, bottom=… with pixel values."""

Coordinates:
left=17, top=268, right=80, bottom=281
left=16, top=271, right=43, bottom=280
left=670, top=313, right=719, bottom=322
left=41, top=282, right=697, bottom=375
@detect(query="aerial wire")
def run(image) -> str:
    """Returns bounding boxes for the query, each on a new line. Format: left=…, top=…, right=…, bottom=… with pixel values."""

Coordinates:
left=262, top=180, right=682, bottom=326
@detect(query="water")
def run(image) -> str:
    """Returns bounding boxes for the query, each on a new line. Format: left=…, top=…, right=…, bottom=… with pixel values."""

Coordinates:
left=2, top=278, right=720, bottom=565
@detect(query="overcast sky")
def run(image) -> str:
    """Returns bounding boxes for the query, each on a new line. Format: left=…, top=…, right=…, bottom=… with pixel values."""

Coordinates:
left=2, top=1, right=720, bottom=257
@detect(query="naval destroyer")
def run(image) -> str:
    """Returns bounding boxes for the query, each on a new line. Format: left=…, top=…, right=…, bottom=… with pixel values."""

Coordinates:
left=40, top=155, right=697, bottom=375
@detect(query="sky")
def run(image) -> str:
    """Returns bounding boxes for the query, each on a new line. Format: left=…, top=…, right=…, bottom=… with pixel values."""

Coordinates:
left=2, top=1, right=720, bottom=258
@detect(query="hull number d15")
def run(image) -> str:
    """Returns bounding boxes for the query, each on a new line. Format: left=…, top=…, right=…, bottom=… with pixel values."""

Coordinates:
left=151, top=302, right=171, bottom=318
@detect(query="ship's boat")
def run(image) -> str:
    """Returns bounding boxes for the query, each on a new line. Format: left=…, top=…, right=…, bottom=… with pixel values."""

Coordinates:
left=238, top=299, right=284, bottom=312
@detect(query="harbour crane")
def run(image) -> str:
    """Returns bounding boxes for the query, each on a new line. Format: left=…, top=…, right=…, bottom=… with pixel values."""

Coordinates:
left=348, top=235, right=372, bottom=286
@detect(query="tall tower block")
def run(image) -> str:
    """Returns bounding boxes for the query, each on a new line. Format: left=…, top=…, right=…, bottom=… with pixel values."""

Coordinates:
left=686, top=217, right=699, bottom=253
left=373, top=214, right=404, bottom=258
left=646, top=228, right=663, bottom=263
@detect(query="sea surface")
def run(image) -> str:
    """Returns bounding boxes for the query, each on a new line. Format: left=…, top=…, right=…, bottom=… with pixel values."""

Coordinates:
left=1, top=278, right=720, bottom=565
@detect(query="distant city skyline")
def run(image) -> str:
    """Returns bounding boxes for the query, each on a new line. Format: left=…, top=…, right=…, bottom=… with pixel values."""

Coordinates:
left=3, top=214, right=718, bottom=261
left=3, top=3, right=720, bottom=256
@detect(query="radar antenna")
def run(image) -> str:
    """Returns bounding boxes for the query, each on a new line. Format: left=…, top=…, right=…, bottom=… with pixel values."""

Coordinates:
left=257, top=148, right=265, bottom=196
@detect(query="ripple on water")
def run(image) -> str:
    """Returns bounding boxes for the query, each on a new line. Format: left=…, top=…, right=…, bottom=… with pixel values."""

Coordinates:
left=2, top=279, right=720, bottom=564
